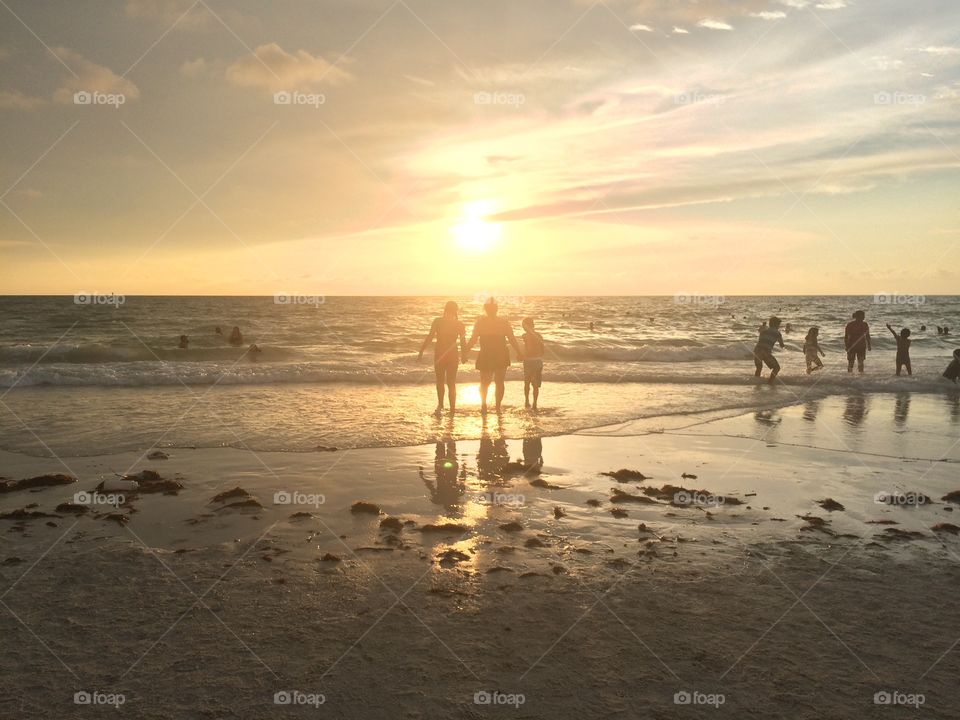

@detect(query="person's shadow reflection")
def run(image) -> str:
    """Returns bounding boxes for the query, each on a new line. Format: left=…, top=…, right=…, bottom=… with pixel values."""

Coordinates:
left=419, top=439, right=466, bottom=515
left=894, top=392, right=911, bottom=427
left=843, top=394, right=868, bottom=428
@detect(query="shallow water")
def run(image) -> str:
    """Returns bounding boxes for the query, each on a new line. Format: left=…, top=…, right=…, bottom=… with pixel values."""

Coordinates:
left=0, top=295, right=957, bottom=456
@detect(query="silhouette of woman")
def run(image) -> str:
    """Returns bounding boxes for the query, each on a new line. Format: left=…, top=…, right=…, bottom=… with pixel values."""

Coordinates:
left=418, top=301, right=466, bottom=414
left=465, top=298, right=523, bottom=413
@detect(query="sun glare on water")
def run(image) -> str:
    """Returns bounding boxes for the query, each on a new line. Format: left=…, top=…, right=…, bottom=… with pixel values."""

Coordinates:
left=451, top=200, right=502, bottom=253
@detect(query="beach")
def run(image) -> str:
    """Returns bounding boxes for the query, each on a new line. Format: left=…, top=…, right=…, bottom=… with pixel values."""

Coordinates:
left=2, top=393, right=960, bottom=718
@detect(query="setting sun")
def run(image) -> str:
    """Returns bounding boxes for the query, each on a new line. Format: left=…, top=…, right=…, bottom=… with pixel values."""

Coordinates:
left=451, top=200, right=502, bottom=253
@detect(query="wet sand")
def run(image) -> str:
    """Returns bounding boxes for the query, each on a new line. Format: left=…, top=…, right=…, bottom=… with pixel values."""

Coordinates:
left=2, top=395, right=960, bottom=718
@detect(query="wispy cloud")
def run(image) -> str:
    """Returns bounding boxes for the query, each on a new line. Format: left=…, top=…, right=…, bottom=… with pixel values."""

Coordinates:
left=51, top=48, right=140, bottom=103
left=750, top=11, right=787, bottom=20
left=225, top=43, right=352, bottom=91
left=629, top=23, right=654, bottom=32
left=698, top=19, right=734, bottom=31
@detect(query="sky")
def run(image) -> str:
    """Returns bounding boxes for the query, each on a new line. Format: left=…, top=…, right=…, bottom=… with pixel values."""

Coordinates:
left=1, top=0, right=959, bottom=296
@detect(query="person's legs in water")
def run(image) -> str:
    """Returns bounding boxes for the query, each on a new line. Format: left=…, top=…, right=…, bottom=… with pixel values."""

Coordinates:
left=532, top=381, right=540, bottom=410
left=524, top=379, right=531, bottom=408
left=445, top=363, right=457, bottom=413
left=494, top=367, right=507, bottom=411
left=767, top=355, right=781, bottom=385
left=754, top=352, right=763, bottom=377
left=857, top=349, right=865, bottom=373
left=847, top=349, right=855, bottom=373
left=433, top=365, right=445, bottom=412
left=479, top=370, right=492, bottom=414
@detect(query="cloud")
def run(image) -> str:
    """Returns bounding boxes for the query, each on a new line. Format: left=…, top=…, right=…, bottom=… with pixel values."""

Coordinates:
left=698, top=19, right=734, bottom=31
left=225, top=43, right=351, bottom=91
left=750, top=11, right=787, bottom=20
left=629, top=23, right=654, bottom=32
left=672, top=26, right=690, bottom=35
left=920, top=46, right=960, bottom=56
left=815, top=0, right=847, bottom=8
left=180, top=57, right=209, bottom=78
left=0, top=90, right=47, bottom=110
left=50, top=48, right=140, bottom=104
left=779, top=0, right=810, bottom=7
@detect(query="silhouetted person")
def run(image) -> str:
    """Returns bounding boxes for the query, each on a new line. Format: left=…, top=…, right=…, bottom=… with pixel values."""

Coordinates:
left=803, top=327, right=824, bottom=374
left=228, top=326, right=243, bottom=346
left=844, top=310, right=871, bottom=373
left=465, top=299, right=523, bottom=414
left=886, top=324, right=912, bottom=376
left=418, top=301, right=466, bottom=414
left=753, top=316, right=784, bottom=384
left=521, top=317, right=544, bottom=410
left=944, top=349, right=960, bottom=384
left=215, top=326, right=223, bottom=336
left=178, top=335, right=189, bottom=349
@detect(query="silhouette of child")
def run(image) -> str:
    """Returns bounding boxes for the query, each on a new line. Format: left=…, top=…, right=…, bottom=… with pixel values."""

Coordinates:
left=753, top=316, right=785, bottom=384
left=886, top=324, right=912, bottom=376
left=521, top=317, right=545, bottom=409
left=803, top=327, right=825, bottom=374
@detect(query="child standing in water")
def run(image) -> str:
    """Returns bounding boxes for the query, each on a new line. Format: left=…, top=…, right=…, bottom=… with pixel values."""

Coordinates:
left=885, top=324, right=912, bottom=376
left=753, top=316, right=785, bottom=384
left=521, top=317, right=545, bottom=409
left=803, top=327, right=825, bottom=374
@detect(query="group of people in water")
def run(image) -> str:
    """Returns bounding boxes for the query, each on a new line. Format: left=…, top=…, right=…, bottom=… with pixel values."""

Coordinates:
left=418, top=298, right=544, bottom=415
left=176, top=325, right=261, bottom=357
left=753, top=309, right=960, bottom=384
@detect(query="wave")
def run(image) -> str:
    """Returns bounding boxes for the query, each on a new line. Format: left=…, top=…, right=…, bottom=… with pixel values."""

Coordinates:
left=2, top=361, right=955, bottom=394
left=0, top=343, right=302, bottom=364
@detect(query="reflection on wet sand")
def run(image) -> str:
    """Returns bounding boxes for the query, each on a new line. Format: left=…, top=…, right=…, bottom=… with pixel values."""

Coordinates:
left=894, top=392, right=911, bottom=427
left=842, top=394, right=869, bottom=429
left=802, top=400, right=820, bottom=423
left=419, top=440, right=466, bottom=515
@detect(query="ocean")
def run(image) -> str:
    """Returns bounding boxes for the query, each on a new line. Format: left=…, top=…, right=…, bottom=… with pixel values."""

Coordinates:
left=1, top=295, right=958, bottom=457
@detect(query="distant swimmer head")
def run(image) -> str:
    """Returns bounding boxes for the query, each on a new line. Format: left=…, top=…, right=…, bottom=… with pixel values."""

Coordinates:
left=178, top=335, right=189, bottom=348
left=483, top=298, right=499, bottom=317
left=443, top=300, right=459, bottom=320
left=853, top=310, right=866, bottom=321
left=215, top=326, right=222, bottom=335
left=768, top=316, right=782, bottom=329
left=522, top=317, right=535, bottom=332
